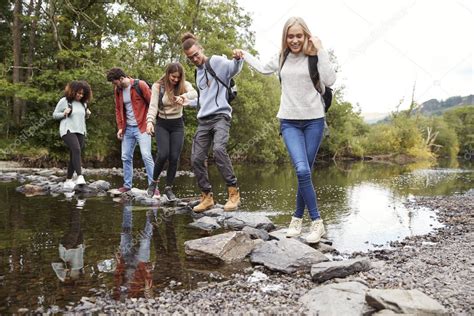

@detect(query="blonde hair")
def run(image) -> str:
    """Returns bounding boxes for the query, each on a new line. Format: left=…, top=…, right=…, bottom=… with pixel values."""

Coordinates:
left=280, top=17, right=317, bottom=67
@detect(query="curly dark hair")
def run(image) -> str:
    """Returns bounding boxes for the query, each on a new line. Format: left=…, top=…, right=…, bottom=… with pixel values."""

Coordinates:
left=106, top=68, right=127, bottom=82
left=64, top=81, right=92, bottom=103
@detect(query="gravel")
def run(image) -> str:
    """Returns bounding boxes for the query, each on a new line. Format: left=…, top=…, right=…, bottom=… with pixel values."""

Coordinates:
left=34, top=193, right=473, bottom=315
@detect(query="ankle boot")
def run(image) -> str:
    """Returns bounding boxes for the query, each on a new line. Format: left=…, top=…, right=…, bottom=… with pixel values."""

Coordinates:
left=193, top=191, right=215, bottom=213
left=286, top=216, right=303, bottom=237
left=306, top=219, right=326, bottom=243
left=224, top=186, right=241, bottom=211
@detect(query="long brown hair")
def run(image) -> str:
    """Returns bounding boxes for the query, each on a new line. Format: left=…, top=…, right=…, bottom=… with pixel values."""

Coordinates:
left=157, top=63, right=186, bottom=102
left=280, top=17, right=318, bottom=68
left=64, top=80, right=92, bottom=104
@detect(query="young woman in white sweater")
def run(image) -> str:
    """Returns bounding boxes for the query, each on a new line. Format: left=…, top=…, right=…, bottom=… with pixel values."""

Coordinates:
left=233, top=17, right=336, bottom=243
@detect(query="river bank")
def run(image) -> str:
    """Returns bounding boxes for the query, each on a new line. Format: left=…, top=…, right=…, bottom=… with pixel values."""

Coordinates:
left=26, top=191, right=471, bottom=315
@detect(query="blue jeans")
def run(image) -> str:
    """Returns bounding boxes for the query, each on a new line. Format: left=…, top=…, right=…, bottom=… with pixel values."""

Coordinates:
left=280, top=118, right=325, bottom=221
left=121, top=125, right=154, bottom=188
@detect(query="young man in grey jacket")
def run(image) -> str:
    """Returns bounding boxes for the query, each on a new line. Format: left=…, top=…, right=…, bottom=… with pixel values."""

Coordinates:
left=181, top=32, right=243, bottom=213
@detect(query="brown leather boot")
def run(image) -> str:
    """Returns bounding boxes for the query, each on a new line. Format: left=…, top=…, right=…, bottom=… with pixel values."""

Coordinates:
left=224, top=186, right=241, bottom=211
left=193, top=191, right=215, bottom=213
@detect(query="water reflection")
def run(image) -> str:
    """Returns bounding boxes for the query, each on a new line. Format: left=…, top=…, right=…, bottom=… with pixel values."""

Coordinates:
left=0, top=161, right=472, bottom=312
left=51, top=204, right=85, bottom=283
left=114, top=202, right=154, bottom=300
left=152, top=210, right=184, bottom=288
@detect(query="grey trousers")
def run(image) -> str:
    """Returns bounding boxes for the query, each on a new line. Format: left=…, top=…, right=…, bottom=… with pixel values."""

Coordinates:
left=191, top=114, right=237, bottom=192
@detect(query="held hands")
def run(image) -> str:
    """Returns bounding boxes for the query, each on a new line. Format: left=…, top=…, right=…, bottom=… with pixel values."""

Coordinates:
left=117, top=129, right=123, bottom=140
left=173, top=95, right=190, bottom=106
left=146, top=122, right=154, bottom=136
left=232, top=49, right=244, bottom=60
left=309, top=36, right=323, bottom=51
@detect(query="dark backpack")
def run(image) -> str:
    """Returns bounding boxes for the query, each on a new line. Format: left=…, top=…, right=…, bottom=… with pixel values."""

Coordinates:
left=195, top=56, right=237, bottom=109
left=132, top=79, right=153, bottom=106
left=280, top=51, right=333, bottom=112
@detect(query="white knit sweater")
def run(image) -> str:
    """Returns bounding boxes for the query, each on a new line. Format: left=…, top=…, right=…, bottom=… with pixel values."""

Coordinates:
left=243, top=49, right=336, bottom=120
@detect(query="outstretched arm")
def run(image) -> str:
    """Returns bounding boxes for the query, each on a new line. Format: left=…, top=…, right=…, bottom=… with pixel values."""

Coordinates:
left=233, top=49, right=279, bottom=75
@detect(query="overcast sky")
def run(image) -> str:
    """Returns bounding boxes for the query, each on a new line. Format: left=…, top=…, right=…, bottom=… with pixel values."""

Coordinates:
left=237, top=0, right=473, bottom=114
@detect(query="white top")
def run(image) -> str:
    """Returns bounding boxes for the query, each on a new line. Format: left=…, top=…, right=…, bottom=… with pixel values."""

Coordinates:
left=243, top=49, right=336, bottom=120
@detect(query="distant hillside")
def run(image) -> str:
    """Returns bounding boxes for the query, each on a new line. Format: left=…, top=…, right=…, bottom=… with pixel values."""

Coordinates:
left=362, top=112, right=389, bottom=124
left=419, top=95, right=473, bottom=115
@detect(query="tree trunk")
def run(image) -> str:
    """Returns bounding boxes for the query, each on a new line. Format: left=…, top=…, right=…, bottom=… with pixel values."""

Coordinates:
left=12, top=0, right=23, bottom=126
left=27, top=0, right=42, bottom=79
left=192, top=0, right=201, bottom=32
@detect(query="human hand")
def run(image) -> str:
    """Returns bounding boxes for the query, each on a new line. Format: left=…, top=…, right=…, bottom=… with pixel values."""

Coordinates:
left=146, top=122, right=154, bottom=135
left=117, top=129, right=123, bottom=140
left=86, top=109, right=91, bottom=118
left=309, top=36, right=323, bottom=51
left=233, top=49, right=244, bottom=60
left=64, top=108, right=72, bottom=117
left=173, top=95, right=184, bottom=106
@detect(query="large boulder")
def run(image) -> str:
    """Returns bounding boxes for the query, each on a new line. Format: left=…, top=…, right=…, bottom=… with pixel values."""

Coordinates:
left=224, top=212, right=275, bottom=231
left=366, top=289, right=448, bottom=315
left=300, top=281, right=370, bottom=316
left=311, top=257, right=372, bottom=283
left=185, top=231, right=261, bottom=263
left=250, top=238, right=328, bottom=273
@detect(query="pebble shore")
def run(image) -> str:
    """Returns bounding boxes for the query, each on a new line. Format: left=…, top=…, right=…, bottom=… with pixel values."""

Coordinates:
left=29, top=191, right=472, bottom=315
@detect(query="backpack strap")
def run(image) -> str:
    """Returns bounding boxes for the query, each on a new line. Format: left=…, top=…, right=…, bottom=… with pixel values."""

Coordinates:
left=158, top=84, right=165, bottom=110
left=132, top=79, right=149, bottom=106
left=194, top=68, right=200, bottom=111
left=204, top=56, right=227, bottom=107
left=205, top=57, right=230, bottom=89
left=158, top=83, right=167, bottom=119
left=278, top=49, right=290, bottom=83
left=308, top=55, right=323, bottom=94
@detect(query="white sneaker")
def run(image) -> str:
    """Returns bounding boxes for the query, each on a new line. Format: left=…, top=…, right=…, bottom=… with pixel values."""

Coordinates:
left=306, top=219, right=326, bottom=243
left=286, top=217, right=303, bottom=237
left=63, top=179, right=76, bottom=191
left=76, top=175, right=86, bottom=185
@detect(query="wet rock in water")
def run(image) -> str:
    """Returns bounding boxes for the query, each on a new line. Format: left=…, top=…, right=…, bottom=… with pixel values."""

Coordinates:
left=269, top=229, right=334, bottom=248
left=36, top=169, right=56, bottom=177
left=250, top=238, right=328, bottom=273
left=313, top=242, right=338, bottom=254
left=185, top=231, right=261, bottom=263
left=300, top=281, right=370, bottom=315
left=0, top=172, right=18, bottom=182
left=136, top=196, right=161, bottom=206
left=88, top=180, right=111, bottom=191
left=311, top=257, right=372, bottom=283
left=242, top=226, right=270, bottom=241
left=188, top=217, right=221, bottom=231
left=16, top=183, right=49, bottom=197
left=366, top=289, right=448, bottom=315
left=224, top=212, right=275, bottom=231
left=203, top=207, right=229, bottom=217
